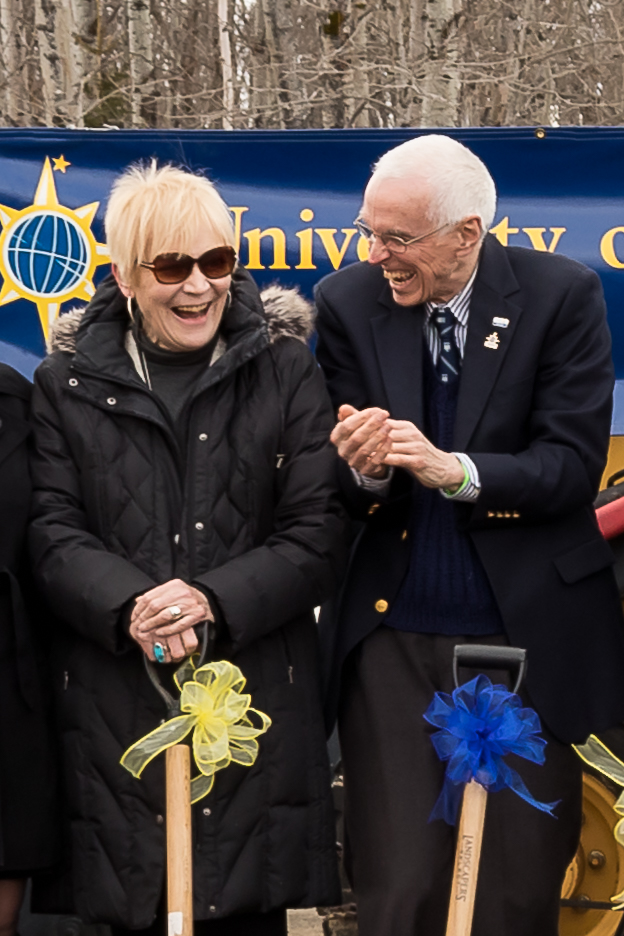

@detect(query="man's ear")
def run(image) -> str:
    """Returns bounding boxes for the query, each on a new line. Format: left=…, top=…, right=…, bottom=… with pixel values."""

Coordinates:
left=112, top=263, right=133, bottom=299
left=457, top=216, right=483, bottom=253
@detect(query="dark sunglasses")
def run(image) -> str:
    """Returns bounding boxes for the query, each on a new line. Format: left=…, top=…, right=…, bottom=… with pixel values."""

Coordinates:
left=140, top=245, right=237, bottom=284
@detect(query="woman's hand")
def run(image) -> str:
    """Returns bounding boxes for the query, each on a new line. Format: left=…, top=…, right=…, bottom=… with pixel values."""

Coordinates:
left=129, top=579, right=214, bottom=663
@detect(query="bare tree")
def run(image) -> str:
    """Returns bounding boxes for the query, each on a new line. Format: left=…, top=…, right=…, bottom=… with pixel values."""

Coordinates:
left=0, top=0, right=18, bottom=123
left=126, top=0, right=153, bottom=126
left=6, top=0, right=624, bottom=131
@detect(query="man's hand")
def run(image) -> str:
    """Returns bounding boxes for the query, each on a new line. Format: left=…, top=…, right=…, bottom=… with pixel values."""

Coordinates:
left=129, top=579, right=213, bottom=662
left=330, top=404, right=392, bottom=478
left=385, top=419, right=465, bottom=490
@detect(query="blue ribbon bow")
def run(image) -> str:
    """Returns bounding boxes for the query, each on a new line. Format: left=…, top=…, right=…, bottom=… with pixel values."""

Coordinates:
left=424, top=674, right=559, bottom=825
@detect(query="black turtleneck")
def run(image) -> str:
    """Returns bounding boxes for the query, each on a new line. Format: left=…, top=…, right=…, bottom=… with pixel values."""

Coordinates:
left=134, top=325, right=220, bottom=446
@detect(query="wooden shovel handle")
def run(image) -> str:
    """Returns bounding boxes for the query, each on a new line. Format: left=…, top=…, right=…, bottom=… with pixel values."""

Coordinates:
left=445, top=780, right=488, bottom=936
left=166, top=745, right=193, bottom=936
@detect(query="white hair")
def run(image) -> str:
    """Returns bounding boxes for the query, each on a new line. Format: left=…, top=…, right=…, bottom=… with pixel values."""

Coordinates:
left=372, top=134, right=497, bottom=235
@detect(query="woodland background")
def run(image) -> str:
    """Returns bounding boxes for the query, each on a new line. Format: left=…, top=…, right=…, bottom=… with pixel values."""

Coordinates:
left=0, top=0, right=622, bottom=130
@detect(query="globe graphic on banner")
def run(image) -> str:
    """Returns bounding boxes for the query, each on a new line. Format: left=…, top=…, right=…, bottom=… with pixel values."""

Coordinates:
left=4, top=210, right=90, bottom=297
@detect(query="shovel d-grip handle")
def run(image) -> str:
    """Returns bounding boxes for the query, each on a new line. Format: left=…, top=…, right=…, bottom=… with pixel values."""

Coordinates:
left=452, top=645, right=527, bottom=694
left=144, top=620, right=215, bottom=718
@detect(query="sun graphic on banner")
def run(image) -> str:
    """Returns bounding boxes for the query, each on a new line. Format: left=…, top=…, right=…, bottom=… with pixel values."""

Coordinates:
left=0, top=157, right=110, bottom=340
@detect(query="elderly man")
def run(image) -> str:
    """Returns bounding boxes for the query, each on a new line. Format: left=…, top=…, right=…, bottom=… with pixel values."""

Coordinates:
left=315, top=134, right=624, bottom=936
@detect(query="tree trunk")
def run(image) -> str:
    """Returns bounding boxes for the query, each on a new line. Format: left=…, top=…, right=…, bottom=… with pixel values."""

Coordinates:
left=0, top=0, right=17, bottom=123
left=126, top=0, right=154, bottom=127
left=218, top=0, right=233, bottom=128
left=68, top=0, right=98, bottom=126
left=34, top=0, right=65, bottom=124
left=420, top=0, right=464, bottom=128
left=344, top=0, right=370, bottom=127
left=258, top=0, right=285, bottom=128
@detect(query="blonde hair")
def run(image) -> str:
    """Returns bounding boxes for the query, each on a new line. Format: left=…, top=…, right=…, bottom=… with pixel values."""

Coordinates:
left=105, top=161, right=236, bottom=283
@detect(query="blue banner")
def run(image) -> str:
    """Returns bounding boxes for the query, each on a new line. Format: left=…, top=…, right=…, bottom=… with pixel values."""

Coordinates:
left=2, top=126, right=624, bottom=438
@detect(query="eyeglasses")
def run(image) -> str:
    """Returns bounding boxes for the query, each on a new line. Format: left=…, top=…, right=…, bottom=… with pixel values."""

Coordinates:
left=140, top=245, right=237, bottom=284
left=353, top=218, right=452, bottom=254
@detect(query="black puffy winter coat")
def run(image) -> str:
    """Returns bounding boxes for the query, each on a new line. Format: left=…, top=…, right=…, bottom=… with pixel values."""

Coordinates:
left=29, top=270, right=346, bottom=928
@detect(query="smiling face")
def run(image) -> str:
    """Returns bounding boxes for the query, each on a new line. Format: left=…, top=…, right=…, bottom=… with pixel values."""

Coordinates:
left=361, top=175, right=482, bottom=307
left=114, top=230, right=232, bottom=352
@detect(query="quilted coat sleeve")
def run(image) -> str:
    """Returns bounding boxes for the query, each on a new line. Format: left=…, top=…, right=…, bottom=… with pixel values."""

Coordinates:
left=29, top=361, right=156, bottom=653
left=195, top=340, right=349, bottom=650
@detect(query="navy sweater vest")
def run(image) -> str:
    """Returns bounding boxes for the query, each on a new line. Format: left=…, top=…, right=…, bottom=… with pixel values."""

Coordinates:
left=385, top=343, right=504, bottom=636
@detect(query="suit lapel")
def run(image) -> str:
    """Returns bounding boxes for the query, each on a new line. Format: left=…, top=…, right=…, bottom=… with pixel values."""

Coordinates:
left=370, top=282, right=425, bottom=429
left=454, top=236, right=523, bottom=451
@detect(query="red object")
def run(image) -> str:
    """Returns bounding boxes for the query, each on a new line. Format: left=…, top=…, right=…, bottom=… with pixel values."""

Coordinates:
left=596, top=496, right=624, bottom=539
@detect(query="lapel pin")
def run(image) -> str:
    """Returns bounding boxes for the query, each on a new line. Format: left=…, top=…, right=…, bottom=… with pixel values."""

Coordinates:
left=492, top=316, right=509, bottom=328
left=484, top=332, right=500, bottom=350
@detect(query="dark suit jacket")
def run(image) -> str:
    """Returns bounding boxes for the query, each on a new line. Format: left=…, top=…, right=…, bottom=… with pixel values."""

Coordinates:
left=315, top=234, right=624, bottom=744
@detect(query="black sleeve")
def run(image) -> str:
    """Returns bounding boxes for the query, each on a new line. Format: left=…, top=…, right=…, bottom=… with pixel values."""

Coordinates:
left=29, top=364, right=156, bottom=653
left=315, top=280, right=414, bottom=519
left=194, top=341, right=349, bottom=650
left=468, top=267, right=614, bottom=521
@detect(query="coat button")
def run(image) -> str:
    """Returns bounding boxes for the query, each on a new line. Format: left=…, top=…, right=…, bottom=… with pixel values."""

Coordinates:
left=107, top=397, right=117, bottom=406
left=375, top=599, right=388, bottom=613
left=68, top=378, right=78, bottom=387
left=174, top=534, right=180, bottom=544
left=156, top=815, right=164, bottom=825
left=401, top=530, right=408, bottom=541
left=203, top=807, right=211, bottom=816
left=209, top=906, right=216, bottom=913
left=198, top=432, right=208, bottom=441
left=368, top=503, right=380, bottom=516
left=195, top=521, right=204, bottom=530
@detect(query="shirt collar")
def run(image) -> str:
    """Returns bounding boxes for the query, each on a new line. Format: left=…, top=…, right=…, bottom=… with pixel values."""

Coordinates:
left=425, top=262, right=479, bottom=326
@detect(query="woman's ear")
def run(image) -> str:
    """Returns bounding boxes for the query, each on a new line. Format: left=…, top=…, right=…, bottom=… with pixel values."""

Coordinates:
left=112, top=263, right=133, bottom=299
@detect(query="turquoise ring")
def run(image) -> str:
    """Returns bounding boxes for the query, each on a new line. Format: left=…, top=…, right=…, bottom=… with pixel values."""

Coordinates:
left=153, top=642, right=166, bottom=664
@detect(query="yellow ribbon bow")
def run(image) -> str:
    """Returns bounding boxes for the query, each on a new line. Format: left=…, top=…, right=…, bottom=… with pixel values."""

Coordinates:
left=575, top=734, right=624, bottom=908
left=121, top=658, right=272, bottom=803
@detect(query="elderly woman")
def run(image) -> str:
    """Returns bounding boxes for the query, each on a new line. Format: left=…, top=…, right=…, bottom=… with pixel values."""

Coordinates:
left=29, top=163, right=346, bottom=936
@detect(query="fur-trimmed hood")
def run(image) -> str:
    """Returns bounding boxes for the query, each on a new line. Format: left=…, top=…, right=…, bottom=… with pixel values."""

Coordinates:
left=48, top=282, right=314, bottom=355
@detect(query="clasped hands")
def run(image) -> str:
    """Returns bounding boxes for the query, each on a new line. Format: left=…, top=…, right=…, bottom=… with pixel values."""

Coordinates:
left=129, top=579, right=214, bottom=663
left=330, top=404, right=465, bottom=491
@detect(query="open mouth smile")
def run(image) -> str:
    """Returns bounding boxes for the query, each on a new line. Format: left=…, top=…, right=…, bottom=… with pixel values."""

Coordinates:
left=383, top=270, right=415, bottom=285
left=172, top=302, right=211, bottom=320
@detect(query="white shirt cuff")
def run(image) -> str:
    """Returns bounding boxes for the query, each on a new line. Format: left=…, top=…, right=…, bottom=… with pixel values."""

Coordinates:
left=440, top=453, right=481, bottom=503
left=351, top=465, right=394, bottom=496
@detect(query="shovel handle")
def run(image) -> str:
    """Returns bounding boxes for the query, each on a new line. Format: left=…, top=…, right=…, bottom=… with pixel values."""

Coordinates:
left=453, top=645, right=527, bottom=694
left=166, top=745, right=193, bottom=936
left=445, top=780, right=488, bottom=936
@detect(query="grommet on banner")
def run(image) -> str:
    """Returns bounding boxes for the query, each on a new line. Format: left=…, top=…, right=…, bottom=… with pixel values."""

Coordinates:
left=535, top=127, right=546, bottom=139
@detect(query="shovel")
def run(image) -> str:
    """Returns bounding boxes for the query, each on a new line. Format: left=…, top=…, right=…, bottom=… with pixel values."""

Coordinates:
left=444, top=644, right=527, bottom=936
left=143, top=622, right=214, bottom=936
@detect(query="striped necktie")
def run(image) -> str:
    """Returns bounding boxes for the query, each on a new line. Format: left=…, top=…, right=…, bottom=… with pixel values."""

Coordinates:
left=432, top=308, right=460, bottom=384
